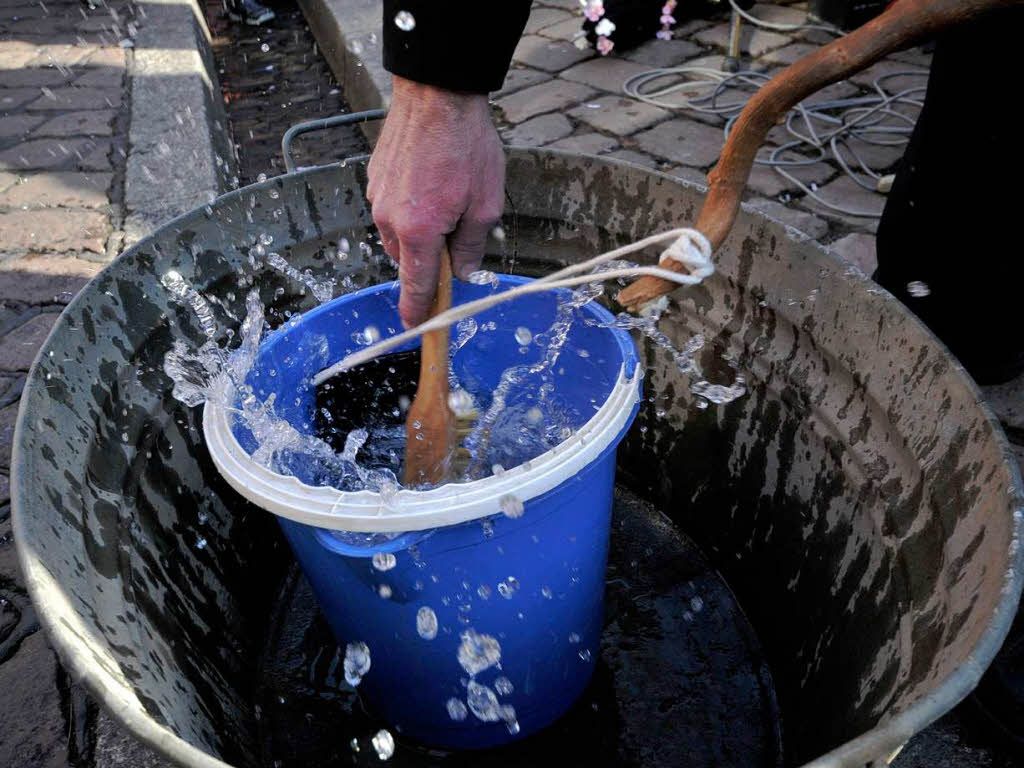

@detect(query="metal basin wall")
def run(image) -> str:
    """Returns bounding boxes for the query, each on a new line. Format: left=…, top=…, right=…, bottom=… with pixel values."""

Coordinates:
left=12, top=150, right=1024, bottom=768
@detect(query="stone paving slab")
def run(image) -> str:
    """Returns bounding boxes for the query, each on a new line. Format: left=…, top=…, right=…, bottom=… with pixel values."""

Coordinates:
left=567, top=95, right=671, bottom=136
left=502, top=112, right=574, bottom=146
left=693, top=22, right=792, bottom=58
left=632, top=117, right=726, bottom=168
left=33, top=110, right=117, bottom=138
left=0, top=208, right=110, bottom=253
left=745, top=196, right=830, bottom=241
left=0, top=254, right=104, bottom=304
left=513, top=34, right=593, bottom=72
left=547, top=131, right=619, bottom=154
left=0, top=171, right=113, bottom=208
left=0, top=311, right=60, bottom=371
left=495, top=78, right=596, bottom=124
left=825, top=232, right=878, bottom=275
left=495, top=66, right=553, bottom=97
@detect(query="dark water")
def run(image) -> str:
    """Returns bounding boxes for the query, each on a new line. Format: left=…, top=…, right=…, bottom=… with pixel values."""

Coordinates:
left=254, top=486, right=784, bottom=767
left=315, top=350, right=421, bottom=474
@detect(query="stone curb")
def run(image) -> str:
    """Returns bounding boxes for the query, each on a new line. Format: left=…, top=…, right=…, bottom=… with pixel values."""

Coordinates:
left=297, top=0, right=390, bottom=143
left=123, top=0, right=236, bottom=247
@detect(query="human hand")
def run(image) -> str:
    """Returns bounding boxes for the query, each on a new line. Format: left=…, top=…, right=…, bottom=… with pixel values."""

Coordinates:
left=367, top=76, right=506, bottom=328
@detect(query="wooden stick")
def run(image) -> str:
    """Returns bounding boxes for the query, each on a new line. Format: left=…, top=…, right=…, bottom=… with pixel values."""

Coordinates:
left=617, top=0, right=1021, bottom=311
left=403, top=246, right=456, bottom=487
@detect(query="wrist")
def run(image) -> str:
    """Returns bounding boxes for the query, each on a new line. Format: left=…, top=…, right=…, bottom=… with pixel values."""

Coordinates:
left=391, top=75, right=489, bottom=119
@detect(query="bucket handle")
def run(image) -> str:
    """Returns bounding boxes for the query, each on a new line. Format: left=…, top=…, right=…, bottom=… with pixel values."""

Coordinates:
left=281, top=108, right=388, bottom=173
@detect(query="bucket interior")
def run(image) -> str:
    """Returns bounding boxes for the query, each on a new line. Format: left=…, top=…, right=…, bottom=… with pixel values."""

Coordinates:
left=234, top=276, right=635, bottom=487
left=12, top=151, right=1022, bottom=768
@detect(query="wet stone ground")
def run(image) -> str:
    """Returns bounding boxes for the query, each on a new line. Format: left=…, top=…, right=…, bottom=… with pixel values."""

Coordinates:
left=203, top=0, right=368, bottom=183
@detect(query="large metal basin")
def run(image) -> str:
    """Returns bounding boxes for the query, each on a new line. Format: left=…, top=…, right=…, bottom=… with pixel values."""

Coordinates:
left=12, top=149, right=1024, bottom=767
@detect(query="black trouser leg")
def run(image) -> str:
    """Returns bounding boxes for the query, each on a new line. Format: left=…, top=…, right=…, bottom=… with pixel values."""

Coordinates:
left=874, top=8, right=1024, bottom=384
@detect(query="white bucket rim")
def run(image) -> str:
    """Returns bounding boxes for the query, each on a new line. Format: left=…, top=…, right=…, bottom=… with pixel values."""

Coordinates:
left=202, top=364, right=641, bottom=532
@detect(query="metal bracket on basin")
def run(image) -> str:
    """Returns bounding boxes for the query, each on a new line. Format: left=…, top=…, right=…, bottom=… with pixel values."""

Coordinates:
left=281, top=108, right=387, bottom=173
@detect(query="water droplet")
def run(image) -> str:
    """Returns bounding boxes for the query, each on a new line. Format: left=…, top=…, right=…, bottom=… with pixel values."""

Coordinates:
left=690, top=595, right=704, bottom=612
left=371, top=729, right=395, bottom=760
left=195, top=537, right=207, bottom=550
left=907, top=280, right=931, bottom=298
left=514, top=326, right=532, bottom=346
left=491, top=225, right=505, bottom=241
left=378, top=584, right=392, bottom=599
left=256, top=173, right=267, bottom=182
left=541, top=586, right=553, bottom=599
left=457, top=629, right=501, bottom=675
left=344, top=642, right=371, bottom=686
left=416, top=606, right=438, bottom=639
left=568, top=632, right=580, bottom=644
left=466, top=680, right=503, bottom=721
left=446, top=697, right=468, bottom=721
left=372, top=552, right=396, bottom=571
left=260, top=42, right=270, bottom=52
left=394, top=9, right=415, bottom=30
left=579, top=648, right=592, bottom=662
left=477, top=584, right=492, bottom=599
left=499, top=493, right=524, bottom=519
left=494, top=676, right=514, bottom=695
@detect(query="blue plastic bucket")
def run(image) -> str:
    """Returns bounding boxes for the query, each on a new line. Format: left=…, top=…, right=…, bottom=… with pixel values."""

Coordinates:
left=203, top=275, right=641, bottom=748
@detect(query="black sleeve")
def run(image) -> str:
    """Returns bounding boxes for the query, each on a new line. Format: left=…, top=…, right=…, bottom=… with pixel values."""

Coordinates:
left=382, top=0, right=533, bottom=94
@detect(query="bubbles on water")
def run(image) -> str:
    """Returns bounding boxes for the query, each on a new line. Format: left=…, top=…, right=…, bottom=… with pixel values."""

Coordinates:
left=446, top=697, right=468, bottom=721
left=372, top=552, right=396, bottom=571
left=514, top=326, right=533, bottom=346
left=494, top=676, right=514, bottom=695
left=457, top=629, right=501, bottom=675
left=344, top=642, right=371, bottom=686
left=416, top=606, right=438, bottom=640
left=499, top=493, right=524, bottom=519
left=907, top=280, right=931, bottom=297
left=394, top=9, right=415, bottom=30
left=371, top=729, right=395, bottom=760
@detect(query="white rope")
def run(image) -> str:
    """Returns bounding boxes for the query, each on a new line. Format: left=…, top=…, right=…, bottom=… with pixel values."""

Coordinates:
left=312, top=227, right=714, bottom=385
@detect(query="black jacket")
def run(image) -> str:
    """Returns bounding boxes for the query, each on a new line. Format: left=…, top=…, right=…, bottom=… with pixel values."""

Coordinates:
left=382, top=0, right=533, bottom=93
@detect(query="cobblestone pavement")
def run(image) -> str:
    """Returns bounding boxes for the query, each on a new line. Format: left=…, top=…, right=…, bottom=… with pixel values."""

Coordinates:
left=492, top=0, right=935, bottom=275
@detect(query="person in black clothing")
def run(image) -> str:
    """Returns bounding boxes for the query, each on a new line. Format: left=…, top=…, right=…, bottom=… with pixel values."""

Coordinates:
left=369, top=0, right=532, bottom=329
left=372, top=0, right=1024, bottom=385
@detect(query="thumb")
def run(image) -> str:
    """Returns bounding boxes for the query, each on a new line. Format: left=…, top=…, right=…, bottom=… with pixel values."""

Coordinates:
left=448, top=216, right=493, bottom=281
